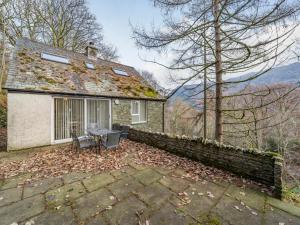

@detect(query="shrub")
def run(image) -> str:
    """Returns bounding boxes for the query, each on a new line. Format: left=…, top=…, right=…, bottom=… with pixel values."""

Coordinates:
left=0, top=107, right=7, bottom=128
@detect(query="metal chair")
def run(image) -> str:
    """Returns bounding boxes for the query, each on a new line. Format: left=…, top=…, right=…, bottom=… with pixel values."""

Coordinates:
left=112, top=124, right=129, bottom=140
left=101, top=131, right=121, bottom=150
left=120, top=125, right=130, bottom=139
left=70, top=130, right=97, bottom=153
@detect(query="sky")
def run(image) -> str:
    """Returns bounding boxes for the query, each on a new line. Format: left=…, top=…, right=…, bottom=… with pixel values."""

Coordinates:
left=88, top=0, right=300, bottom=89
left=88, top=0, right=172, bottom=88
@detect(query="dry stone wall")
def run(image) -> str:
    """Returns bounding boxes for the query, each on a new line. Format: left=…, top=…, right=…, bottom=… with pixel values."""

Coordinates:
left=128, top=128, right=283, bottom=198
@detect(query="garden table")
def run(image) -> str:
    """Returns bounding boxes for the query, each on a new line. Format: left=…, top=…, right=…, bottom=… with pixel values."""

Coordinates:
left=87, top=128, right=118, bottom=153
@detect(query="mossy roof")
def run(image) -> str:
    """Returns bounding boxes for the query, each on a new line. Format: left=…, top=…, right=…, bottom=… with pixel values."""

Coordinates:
left=5, top=39, right=165, bottom=101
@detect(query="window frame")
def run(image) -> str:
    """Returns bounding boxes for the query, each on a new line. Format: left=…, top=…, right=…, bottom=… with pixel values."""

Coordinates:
left=131, top=100, right=147, bottom=124
left=41, top=52, right=70, bottom=64
left=51, top=97, right=112, bottom=144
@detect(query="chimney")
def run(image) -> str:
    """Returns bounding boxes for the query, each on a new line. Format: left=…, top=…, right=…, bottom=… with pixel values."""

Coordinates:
left=85, top=41, right=98, bottom=60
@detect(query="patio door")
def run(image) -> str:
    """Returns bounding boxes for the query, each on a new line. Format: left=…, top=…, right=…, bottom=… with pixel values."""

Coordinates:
left=54, top=98, right=85, bottom=140
left=86, top=99, right=110, bottom=129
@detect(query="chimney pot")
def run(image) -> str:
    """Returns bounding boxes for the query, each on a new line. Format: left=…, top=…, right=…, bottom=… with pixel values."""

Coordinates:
left=85, top=41, right=98, bottom=60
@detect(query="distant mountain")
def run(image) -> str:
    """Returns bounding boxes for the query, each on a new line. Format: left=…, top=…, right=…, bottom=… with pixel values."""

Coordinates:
left=168, top=62, right=300, bottom=109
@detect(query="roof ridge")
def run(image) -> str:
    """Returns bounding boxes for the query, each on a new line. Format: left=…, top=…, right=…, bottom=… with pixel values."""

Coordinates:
left=16, top=37, right=135, bottom=69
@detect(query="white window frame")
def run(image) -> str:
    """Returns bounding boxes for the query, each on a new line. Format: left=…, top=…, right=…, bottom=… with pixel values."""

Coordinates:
left=131, top=100, right=147, bottom=124
left=51, top=96, right=111, bottom=144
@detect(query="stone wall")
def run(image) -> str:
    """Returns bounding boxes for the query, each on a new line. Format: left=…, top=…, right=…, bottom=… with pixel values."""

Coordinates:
left=128, top=128, right=283, bottom=198
left=112, top=99, right=164, bottom=132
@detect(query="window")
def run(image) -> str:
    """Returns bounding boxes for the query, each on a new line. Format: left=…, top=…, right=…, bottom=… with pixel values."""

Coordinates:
left=41, top=53, right=70, bottom=64
left=131, top=100, right=147, bottom=124
left=113, top=68, right=129, bottom=76
left=85, top=62, right=95, bottom=69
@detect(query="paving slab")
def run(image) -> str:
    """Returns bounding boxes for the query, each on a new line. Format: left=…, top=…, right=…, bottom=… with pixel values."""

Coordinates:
left=103, top=195, right=147, bottom=225
left=133, top=169, right=162, bottom=185
left=62, top=171, right=92, bottom=184
left=85, top=215, right=109, bottom=225
left=20, top=206, right=75, bottom=225
left=46, top=181, right=86, bottom=207
left=154, top=167, right=172, bottom=175
left=0, top=186, right=22, bottom=207
left=211, top=195, right=263, bottom=225
left=159, top=175, right=190, bottom=193
left=225, top=185, right=266, bottom=211
left=134, top=182, right=173, bottom=208
left=23, top=177, right=63, bottom=198
left=82, top=173, right=115, bottom=192
left=128, top=162, right=148, bottom=171
left=107, top=176, right=143, bottom=200
left=0, top=173, right=31, bottom=190
left=267, top=196, right=300, bottom=218
left=264, top=205, right=300, bottom=225
left=110, top=166, right=137, bottom=179
left=148, top=203, right=196, bottom=225
left=0, top=194, right=45, bottom=225
left=197, top=213, right=230, bottom=225
left=171, top=181, right=226, bottom=218
left=73, top=188, right=117, bottom=221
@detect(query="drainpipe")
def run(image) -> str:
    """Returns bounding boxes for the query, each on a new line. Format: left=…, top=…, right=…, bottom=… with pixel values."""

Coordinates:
left=162, top=102, right=165, bottom=133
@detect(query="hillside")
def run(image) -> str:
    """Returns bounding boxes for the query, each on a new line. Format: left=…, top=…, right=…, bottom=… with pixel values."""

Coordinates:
left=169, top=62, right=300, bottom=109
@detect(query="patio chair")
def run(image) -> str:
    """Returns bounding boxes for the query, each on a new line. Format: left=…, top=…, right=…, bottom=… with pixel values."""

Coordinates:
left=112, top=124, right=129, bottom=140
left=70, top=130, right=97, bottom=152
left=101, top=131, right=121, bottom=150
left=120, top=125, right=130, bottom=139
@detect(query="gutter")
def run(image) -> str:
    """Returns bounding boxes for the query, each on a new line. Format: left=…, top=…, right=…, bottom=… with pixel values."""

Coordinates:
left=5, top=88, right=167, bottom=102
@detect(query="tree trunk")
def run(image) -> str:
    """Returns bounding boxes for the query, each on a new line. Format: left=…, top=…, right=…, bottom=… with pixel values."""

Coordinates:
left=213, top=0, right=223, bottom=143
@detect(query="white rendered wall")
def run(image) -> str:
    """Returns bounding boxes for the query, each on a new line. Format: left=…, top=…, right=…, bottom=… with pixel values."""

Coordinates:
left=7, top=92, right=52, bottom=151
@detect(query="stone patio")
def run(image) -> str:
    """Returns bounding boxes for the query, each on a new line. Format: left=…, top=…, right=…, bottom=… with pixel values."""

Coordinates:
left=0, top=164, right=299, bottom=225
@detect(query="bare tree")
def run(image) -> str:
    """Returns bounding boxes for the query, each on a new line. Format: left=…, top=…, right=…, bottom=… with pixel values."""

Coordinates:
left=139, top=70, right=168, bottom=95
left=132, top=0, right=300, bottom=143
left=0, top=0, right=118, bottom=60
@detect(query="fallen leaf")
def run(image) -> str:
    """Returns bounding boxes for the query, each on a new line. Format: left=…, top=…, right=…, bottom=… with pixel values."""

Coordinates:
left=251, top=211, right=258, bottom=216
left=234, top=205, right=242, bottom=211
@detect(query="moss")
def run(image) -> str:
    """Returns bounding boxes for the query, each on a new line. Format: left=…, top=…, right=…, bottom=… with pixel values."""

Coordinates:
left=37, top=75, right=58, bottom=85
left=40, top=86, right=50, bottom=90
left=124, top=85, right=131, bottom=90
left=18, top=51, right=27, bottom=57
left=69, top=85, right=76, bottom=90
left=197, top=214, right=221, bottom=225
left=264, top=151, right=283, bottom=158
left=71, top=64, right=87, bottom=74
left=144, top=88, right=158, bottom=98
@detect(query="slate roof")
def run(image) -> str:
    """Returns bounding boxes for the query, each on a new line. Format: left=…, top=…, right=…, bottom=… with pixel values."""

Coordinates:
left=4, top=39, right=165, bottom=100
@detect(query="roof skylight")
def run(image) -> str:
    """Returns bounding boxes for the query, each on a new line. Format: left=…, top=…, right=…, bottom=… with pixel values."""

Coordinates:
left=113, top=68, right=129, bottom=76
left=41, top=53, right=70, bottom=64
left=85, top=62, right=95, bottom=69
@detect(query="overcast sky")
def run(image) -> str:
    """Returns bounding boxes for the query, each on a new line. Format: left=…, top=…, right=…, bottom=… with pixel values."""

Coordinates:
left=88, top=0, right=173, bottom=88
left=88, top=0, right=300, bottom=89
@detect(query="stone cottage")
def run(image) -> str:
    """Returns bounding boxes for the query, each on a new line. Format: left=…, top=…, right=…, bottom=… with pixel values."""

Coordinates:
left=4, top=39, right=166, bottom=151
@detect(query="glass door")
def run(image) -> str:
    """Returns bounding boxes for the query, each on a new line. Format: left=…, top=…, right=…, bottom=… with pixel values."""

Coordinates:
left=87, top=99, right=110, bottom=129
left=54, top=98, right=85, bottom=140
